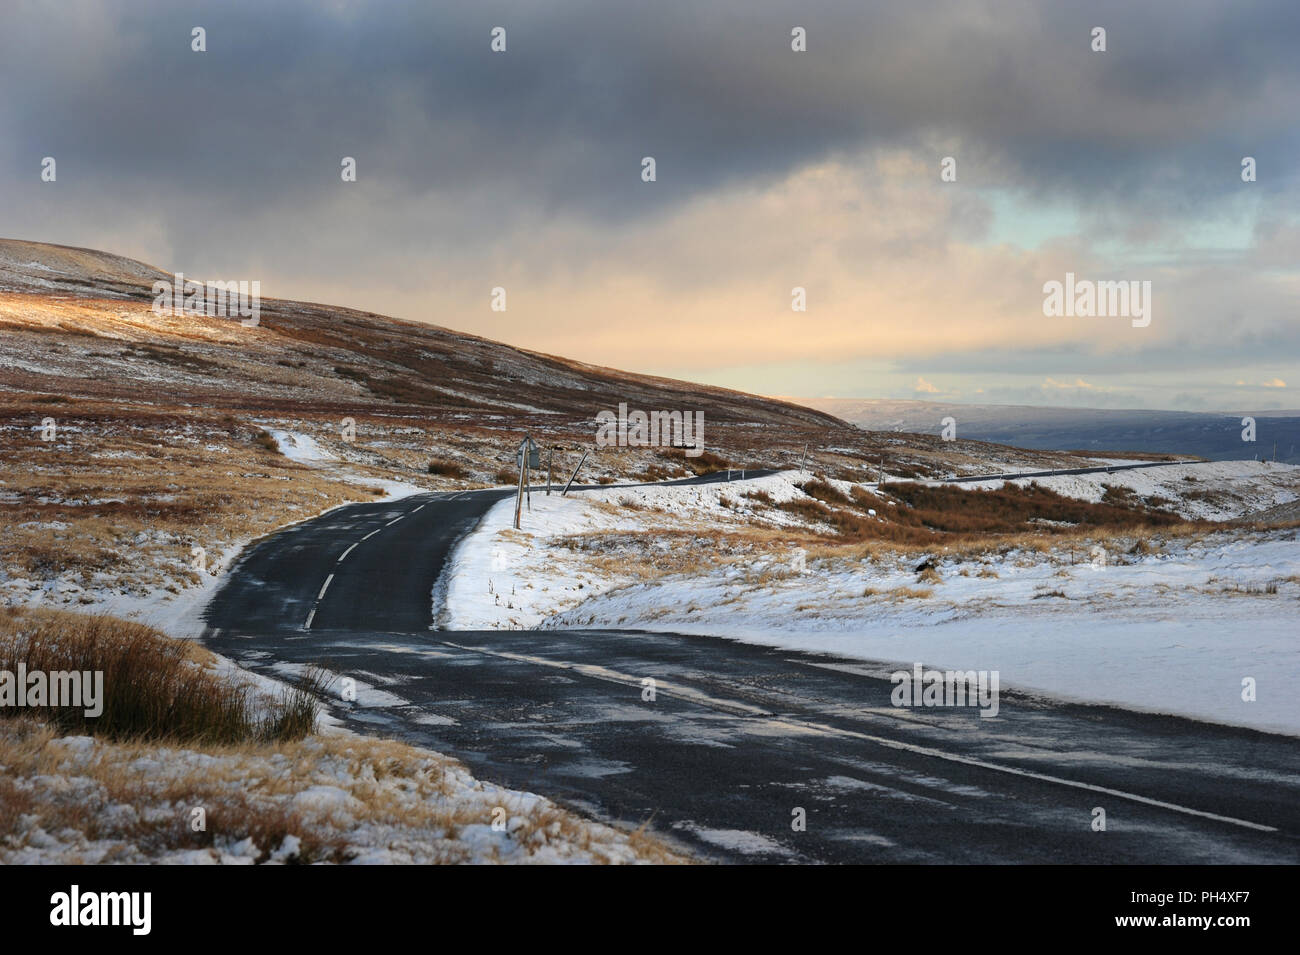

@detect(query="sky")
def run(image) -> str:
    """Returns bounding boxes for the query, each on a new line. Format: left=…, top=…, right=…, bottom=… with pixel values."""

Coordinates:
left=2, top=0, right=1298, bottom=412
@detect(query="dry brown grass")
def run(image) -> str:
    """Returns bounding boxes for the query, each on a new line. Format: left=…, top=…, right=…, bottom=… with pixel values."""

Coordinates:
left=426, top=458, right=468, bottom=479
left=0, top=396, right=367, bottom=594
left=881, top=586, right=934, bottom=601
left=0, top=608, right=320, bottom=743
left=772, top=479, right=1203, bottom=560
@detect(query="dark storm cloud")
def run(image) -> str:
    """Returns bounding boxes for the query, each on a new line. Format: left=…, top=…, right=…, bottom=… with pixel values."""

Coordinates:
left=4, top=0, right=1299, bottom=233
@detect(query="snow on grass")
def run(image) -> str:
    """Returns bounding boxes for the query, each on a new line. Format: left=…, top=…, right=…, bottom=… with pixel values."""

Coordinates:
left=266, top=428, right=336, bottom=465
left=265, top=426, right=430, bottom=501
left=952, top=460, right=1300, bottom=521
left=0, top=720, right=687, bottom=864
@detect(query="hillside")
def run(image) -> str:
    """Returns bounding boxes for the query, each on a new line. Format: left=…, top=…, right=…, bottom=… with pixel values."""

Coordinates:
left=0, top=239, right=841, bottom=431
left=0, top=239, right=1099, bottom=487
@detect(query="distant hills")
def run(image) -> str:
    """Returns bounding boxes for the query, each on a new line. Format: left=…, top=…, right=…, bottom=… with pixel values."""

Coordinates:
left=790, top=398, right=1300, bottom=464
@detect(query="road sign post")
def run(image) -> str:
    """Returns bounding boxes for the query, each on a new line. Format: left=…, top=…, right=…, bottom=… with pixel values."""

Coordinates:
left=514, top=456, right=525, bottom=528
left=514, top=435, right=539, bottom=528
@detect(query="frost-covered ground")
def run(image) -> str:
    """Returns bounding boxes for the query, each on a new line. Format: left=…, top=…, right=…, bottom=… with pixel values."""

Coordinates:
left=0, top=721, right=685, bottom=864
left=443, top=463, right=1300, bottom=735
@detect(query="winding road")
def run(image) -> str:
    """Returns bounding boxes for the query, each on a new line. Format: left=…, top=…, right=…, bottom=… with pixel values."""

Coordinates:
left=200, top=470, right=1300, bottom=864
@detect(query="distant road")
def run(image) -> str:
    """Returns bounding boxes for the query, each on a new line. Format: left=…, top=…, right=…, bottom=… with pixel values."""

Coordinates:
left=935, top=459, right=1192, bottom=484
left=201, top=470, right=1300, bottom=864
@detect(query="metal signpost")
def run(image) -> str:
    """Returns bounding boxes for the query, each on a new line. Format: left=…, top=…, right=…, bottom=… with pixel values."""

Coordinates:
left=513, top=436, right=540, bottom=529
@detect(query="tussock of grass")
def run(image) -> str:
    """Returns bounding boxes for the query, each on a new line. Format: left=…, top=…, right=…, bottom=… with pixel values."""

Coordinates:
left=426, top=458, right=468, bottom=478
left=800, top=478, right=851, bottom=506
left=674, top=449, right=730, bottom=475
left=885, top=586, right=933, bottom=601
left=0, top=608, right=320, bottom=744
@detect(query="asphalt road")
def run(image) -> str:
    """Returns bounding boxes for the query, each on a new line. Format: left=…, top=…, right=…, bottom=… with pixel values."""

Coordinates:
left=201, top=472, right=1300, bottom=864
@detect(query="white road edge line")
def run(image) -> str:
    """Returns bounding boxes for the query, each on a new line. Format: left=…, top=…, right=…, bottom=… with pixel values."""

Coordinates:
left=438, top=639, right=1278, bottom=834
left=779, top=717, right=1280, bottom=833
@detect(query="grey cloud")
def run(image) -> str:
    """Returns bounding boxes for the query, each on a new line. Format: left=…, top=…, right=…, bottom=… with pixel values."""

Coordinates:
left=5, top=0, right=1300, bottom=229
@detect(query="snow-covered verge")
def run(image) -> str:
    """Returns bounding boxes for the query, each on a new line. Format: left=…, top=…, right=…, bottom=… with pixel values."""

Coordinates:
left=0, top=719, right=686, bottom=864
left=440, top=472, right=807, bottom=629
left=443, top=464, right=1300, bottom=735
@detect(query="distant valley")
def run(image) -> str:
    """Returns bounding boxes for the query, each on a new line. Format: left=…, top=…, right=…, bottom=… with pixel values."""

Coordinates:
left=791, top=397, right=1300, bottom=464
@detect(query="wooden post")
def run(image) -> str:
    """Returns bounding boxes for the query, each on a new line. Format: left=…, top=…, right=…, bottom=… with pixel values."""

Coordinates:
left=546, top=447, right=553, bottom=495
